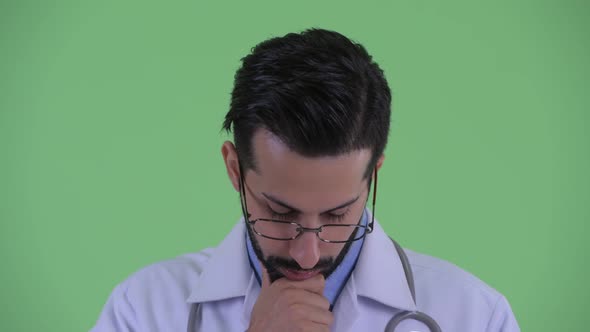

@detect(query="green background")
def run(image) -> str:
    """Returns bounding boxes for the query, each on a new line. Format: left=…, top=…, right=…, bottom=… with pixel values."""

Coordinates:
left=1, top=0, right=588, bottom=331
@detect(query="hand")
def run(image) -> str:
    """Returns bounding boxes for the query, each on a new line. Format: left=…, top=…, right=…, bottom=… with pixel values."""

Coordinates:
left=247, top=264, right=334, bottom=332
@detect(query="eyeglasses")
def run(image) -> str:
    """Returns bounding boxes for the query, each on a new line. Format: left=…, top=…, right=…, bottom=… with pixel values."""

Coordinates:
left=238, top=162, right=377, bottom=243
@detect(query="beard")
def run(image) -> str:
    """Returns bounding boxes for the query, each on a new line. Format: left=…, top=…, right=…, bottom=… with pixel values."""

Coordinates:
left=246, top=225, right=357, bottom=283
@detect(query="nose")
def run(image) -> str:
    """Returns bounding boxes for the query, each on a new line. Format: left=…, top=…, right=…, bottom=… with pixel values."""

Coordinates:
left=289, top=230, right=321, bottom=269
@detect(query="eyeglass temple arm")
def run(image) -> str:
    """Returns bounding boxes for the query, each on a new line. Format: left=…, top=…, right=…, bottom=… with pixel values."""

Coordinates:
left=238, top=162, right=252, bottom=222
left=368, top=167, right=377, bottom=233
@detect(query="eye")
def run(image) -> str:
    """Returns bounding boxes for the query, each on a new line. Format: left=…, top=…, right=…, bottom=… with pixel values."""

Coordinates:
left=267, top=206, right=297, bottom=221
left=325, top=210, right=349, bottom=222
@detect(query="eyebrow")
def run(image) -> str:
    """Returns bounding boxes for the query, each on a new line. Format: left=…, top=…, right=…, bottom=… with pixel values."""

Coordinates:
left=261, top=192, right=361, bottom=214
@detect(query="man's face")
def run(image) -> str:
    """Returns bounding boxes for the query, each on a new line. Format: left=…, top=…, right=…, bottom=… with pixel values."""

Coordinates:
left=239, top=130, right=373, bottom=282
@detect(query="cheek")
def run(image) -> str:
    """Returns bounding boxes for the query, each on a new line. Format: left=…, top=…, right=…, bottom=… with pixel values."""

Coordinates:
left=257, top=237, right=289, bottom=257
left=320, top=243, right=346, bottom=257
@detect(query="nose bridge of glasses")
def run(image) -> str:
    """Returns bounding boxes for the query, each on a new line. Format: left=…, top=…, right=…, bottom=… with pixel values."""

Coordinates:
left=296, top=224, right=323, bottom=234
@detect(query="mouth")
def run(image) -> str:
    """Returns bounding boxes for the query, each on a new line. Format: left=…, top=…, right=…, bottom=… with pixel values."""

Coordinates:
left=278, top=267, right=322, bottom=281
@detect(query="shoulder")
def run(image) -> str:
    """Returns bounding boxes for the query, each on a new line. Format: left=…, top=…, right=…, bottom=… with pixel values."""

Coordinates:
left=121, top=248, right=215, bottom=300
left=405, top=248, right=500, bottom=301
left=403, top=248, right=520, bottom=331
left=91, top=248, right=216, bottom=331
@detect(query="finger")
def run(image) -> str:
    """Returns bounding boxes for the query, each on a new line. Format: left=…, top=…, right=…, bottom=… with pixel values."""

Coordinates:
left=298, top=320, right=332, bottom=332
left=296, top=304, right=334, bottom=326
left=283, top=274, right=326, bottom=295
left=298, top=319, right=332, bottom=332
left=286, top=289, right=331, bottom=311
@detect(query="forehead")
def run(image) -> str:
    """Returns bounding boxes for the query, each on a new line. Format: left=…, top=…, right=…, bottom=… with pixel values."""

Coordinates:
left=247, top=129, right=371, bottom=211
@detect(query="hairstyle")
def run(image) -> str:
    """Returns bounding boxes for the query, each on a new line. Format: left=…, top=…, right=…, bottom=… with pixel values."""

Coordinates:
left=222, top=28, right=391, bottom=179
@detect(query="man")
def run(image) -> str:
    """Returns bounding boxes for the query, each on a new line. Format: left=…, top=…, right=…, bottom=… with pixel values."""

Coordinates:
left=91, top=28, right=520, bottom=331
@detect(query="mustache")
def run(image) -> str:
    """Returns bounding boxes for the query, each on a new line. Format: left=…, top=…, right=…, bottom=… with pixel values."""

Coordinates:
left=263, top=256, right=335, bottom=281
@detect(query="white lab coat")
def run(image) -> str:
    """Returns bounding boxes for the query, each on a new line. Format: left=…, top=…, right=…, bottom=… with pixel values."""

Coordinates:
left=90, top=214, right=520, bottom=331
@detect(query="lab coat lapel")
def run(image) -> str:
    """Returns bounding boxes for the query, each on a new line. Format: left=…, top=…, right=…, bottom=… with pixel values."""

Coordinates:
left=353, top=217, right=417, bottom=312
left=186, top=220, right=252, bottom=303
left=330, top=273, right=360, bottom=332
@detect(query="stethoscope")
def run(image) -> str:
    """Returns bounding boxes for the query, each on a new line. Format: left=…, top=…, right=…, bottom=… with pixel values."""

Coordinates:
left=186, top=237, right=442, bottom=332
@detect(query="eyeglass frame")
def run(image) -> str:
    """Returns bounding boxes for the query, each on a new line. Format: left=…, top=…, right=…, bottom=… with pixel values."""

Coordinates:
left=237, top=161, right=378, bottom=244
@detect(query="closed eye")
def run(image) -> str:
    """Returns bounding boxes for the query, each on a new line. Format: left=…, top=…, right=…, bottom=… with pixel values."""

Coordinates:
left=325, top=210, right=350, bottom=222
left=269, top=208, right=351, bottom=223
left=267, top=206, right=298, bottom=221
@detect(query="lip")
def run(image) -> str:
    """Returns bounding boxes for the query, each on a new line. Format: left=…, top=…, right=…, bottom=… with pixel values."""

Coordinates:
left=279, top=267, right=321, bottom=281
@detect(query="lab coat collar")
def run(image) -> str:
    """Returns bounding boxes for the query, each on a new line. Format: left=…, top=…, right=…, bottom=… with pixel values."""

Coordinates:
left=186, top=218, right=252, bottom=303
left=352, top=213, right=417, bottom=312
left=186, top=213, right=417, bottom=313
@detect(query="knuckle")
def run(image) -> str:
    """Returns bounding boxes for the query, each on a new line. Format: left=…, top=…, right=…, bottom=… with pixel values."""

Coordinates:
left=320, top=298, right=330, bottom=310
left=287, top=303, right=304, bottom=317
left=276, top=294, right=291, bottom=308
left=282, top=288, right=299, bottom=299
left=272, top=278, right=286, bottom=288
left=295, top=323, right=311, bottom=332
left=272, top=278, right=287, bottom=286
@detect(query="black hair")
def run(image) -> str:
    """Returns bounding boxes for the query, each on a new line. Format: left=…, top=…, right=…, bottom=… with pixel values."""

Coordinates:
left=222, top=28, right=391, bottom=179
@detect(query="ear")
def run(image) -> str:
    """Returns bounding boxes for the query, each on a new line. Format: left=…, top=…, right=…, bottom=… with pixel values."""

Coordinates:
left=376, top=154, right=385, bottom=172
left=221, top=141, right=241, bottom=192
